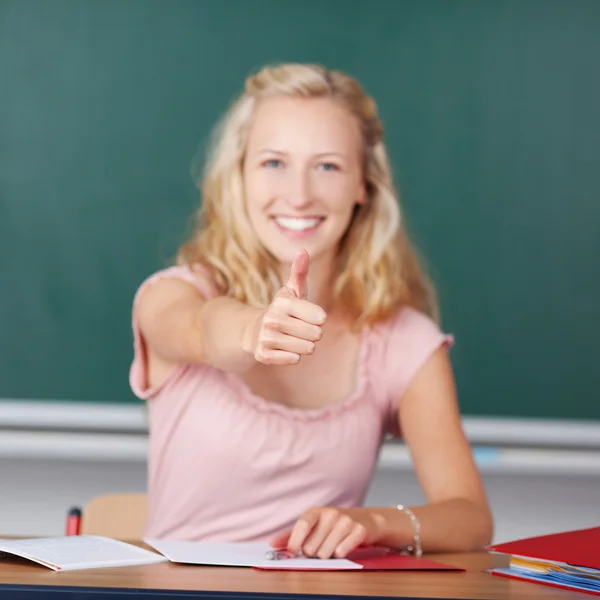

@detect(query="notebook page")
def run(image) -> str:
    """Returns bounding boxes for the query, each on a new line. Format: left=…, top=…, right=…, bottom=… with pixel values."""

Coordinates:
left=144, top=538, right=362, bottom=570
left=0, top=536, right=167, bottom=571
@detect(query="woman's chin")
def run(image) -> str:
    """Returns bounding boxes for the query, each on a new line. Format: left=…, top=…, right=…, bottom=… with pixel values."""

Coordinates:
left=267, top=243, right=324, bottom=265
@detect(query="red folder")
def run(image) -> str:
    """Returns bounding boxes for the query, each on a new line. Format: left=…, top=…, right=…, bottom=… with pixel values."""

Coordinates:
left=255, top=547, right=464, bottom=571
left=488, top=526, right=600, bottom=569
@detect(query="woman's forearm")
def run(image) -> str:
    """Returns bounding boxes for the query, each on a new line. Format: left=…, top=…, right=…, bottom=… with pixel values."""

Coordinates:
left=198, top=296, right=264, bottom=373
left=372, top=498, right=493, bottom=553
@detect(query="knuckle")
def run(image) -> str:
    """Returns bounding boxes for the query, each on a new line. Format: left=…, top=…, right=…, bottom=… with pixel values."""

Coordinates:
left=304, top=341, right=316, bottom=354
left=323, top=508, right=339, bottom=524
left=272, top=295, right=292, bottom=313
left=314, top=309, right=327, bottom=325
left=274, top=286, right=290, bottom=298
left=254, top=349, right=270, bottom=364
left=297, top=517, right=311, bottom=528
left=354, top=523, right=368, bottom=538
left=300, top=508, right=321, bottom=527
left=260, top=329, right=278, bottom=345
left=302, top=325, right=322, bottom=343
left=277, top=352, right=300, bottom=365
left=306, top=506, right=323, bottom=518
left=262, top=312, right=281, bottom=331
left=339, top=515, right=354, bottom=530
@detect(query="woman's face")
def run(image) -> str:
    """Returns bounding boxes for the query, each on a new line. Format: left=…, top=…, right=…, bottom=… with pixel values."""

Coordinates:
left=243, top=96, right=366, bottom=266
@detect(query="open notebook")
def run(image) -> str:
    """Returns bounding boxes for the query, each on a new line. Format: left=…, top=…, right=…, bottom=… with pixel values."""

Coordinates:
left=144, top=538, right=463, bottom=572
left=0, top=536, right=461, bottom=573
left=0, top=536, right=167, bottom=571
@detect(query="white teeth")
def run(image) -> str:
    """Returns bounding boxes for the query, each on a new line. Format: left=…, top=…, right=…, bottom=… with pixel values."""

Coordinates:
left=274, top=217, right=322, bottom=231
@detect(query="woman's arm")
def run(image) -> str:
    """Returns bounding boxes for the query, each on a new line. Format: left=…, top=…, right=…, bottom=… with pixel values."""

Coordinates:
left=136, top=277, right=263, bottom=375
left=375, top=344, right=493, bottom=552
left=272, top=346, right=493, bottom=558
left=136, top=252, right=326, bottom=383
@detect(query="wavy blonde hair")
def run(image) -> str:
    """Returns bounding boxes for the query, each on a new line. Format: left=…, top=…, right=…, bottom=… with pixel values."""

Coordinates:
left=178, top=63, right=438, bottom=327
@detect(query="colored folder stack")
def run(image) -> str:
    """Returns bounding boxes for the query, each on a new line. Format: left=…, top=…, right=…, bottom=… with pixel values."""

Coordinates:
left=488, top=526, right=600, bottom=596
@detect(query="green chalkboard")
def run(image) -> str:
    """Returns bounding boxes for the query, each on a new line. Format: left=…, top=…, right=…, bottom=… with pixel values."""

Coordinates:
left=1, top=0, right=599, bottom=420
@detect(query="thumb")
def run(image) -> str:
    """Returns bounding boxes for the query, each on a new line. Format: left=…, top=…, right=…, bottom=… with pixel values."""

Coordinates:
left=286, top=249, right=309, bottom=299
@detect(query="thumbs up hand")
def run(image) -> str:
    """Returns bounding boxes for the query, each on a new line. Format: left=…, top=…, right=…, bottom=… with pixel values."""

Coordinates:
left=250, top=250, right=326, bottom=366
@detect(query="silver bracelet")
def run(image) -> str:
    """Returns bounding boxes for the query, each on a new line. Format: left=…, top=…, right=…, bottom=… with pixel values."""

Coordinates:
left=396, top=504, right=423, bottom=557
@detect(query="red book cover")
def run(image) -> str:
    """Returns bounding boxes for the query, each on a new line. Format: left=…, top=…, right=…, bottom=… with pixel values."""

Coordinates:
left=349, top=548, right=464, bottom=571
left=488, top=526, right=600, bottom=569
left=255, top=547, right=464, bottom=572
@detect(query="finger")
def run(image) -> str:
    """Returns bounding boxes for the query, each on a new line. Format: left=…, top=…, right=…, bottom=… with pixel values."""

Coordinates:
left=269, top=530, right=291, bottom=549
left=254, top=348, right=300, bottom=366
left=286, top=249, right=309, bottom=299
left=287, top=510, right=321, bottom=555
left=298, top=510, right=339, bottom=558
left=261, top=332, right=316, bottom=356
left=333, top=523, right=369, bottom=558
left=271, top=295, right=326, bottom=326
left=314, top=516, right=355, bottom=559
left=264, top=314, right=323, bottom=343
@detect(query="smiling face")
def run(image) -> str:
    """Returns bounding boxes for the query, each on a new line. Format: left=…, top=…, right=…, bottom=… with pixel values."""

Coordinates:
left=243, top=96, right=366, bottom=266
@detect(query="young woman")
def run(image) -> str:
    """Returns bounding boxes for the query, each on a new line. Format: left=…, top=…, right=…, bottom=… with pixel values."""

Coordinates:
left=130, top=63, right=493, bottom=559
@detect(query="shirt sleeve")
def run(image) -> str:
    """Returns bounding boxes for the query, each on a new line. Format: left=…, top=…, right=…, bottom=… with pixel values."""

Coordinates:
left=382, top=307, right=454, bottom=436
left=129, top=264, right=216, bottom=400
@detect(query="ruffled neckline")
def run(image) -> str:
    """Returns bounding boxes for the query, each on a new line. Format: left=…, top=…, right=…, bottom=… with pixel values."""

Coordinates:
left=223, top=327, right=373, bottom=422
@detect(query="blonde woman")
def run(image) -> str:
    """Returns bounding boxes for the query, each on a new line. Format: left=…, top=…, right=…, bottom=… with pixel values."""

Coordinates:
left=130, top=63, right=493, bottom=558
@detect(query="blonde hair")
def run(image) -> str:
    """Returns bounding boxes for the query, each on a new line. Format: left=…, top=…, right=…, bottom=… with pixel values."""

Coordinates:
left=178, top=63, right=439, bottom=327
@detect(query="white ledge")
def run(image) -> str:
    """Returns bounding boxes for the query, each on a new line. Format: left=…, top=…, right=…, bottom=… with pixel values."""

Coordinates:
left=0, top=430, right=148, bottom=461
left=0, top=400, right=148, bottom=431
left=378, top=443, right=600, bottom=476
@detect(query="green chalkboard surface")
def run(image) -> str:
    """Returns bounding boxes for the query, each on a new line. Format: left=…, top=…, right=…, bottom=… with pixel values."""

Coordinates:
left=1, top=0, right=599, bottom=420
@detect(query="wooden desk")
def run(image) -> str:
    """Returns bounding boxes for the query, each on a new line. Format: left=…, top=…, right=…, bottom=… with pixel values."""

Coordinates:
left=0, top=548, right=593, bottom=600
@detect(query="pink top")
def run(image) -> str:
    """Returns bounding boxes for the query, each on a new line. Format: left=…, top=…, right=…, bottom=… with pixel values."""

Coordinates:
left=130, top=265, right=453, bottom=542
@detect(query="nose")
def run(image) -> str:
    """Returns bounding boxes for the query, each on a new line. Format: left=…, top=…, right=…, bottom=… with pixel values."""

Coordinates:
left=284, top=167, right=313, bottom=209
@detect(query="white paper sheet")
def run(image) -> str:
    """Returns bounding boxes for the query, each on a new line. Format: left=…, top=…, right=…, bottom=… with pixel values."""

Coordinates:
left=144, top=538, right=362, bottom=570
left=0, top=536, right=167, bottom=571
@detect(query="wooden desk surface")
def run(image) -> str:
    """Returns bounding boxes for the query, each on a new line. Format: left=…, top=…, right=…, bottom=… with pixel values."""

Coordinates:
left=0, top=545, right=593, bottom=600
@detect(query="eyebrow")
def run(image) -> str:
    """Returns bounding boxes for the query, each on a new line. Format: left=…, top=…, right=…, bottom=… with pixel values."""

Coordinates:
left=257, top=149, right=346, bottom=159
left=257, top=149, right=287, bottom=156
left=315, top=151, right=346, bottom=159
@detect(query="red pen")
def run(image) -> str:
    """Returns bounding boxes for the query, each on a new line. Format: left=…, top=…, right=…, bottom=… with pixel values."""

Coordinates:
left=65, top=507, right=81, bottom=536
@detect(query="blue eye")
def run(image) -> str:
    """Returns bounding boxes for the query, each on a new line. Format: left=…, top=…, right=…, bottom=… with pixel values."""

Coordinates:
left=318, top=162, right=339, bottom=171
left=263, top=159, right=283, bottom=169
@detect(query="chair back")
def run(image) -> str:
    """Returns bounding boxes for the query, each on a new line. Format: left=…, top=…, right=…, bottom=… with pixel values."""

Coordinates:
left=81, top=493, right=148, bottom=539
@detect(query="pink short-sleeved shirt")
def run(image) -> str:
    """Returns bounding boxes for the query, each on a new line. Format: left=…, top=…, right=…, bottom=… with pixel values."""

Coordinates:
left=130, top=265, right=453, bottom=542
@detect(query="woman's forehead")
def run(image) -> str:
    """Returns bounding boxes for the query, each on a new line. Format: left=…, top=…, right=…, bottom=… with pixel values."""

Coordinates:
left=247, top=96, right=362, bottom=156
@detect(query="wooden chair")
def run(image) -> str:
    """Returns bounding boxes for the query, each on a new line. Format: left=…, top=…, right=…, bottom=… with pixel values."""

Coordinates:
left=68, top=493, right=148, bottom=540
